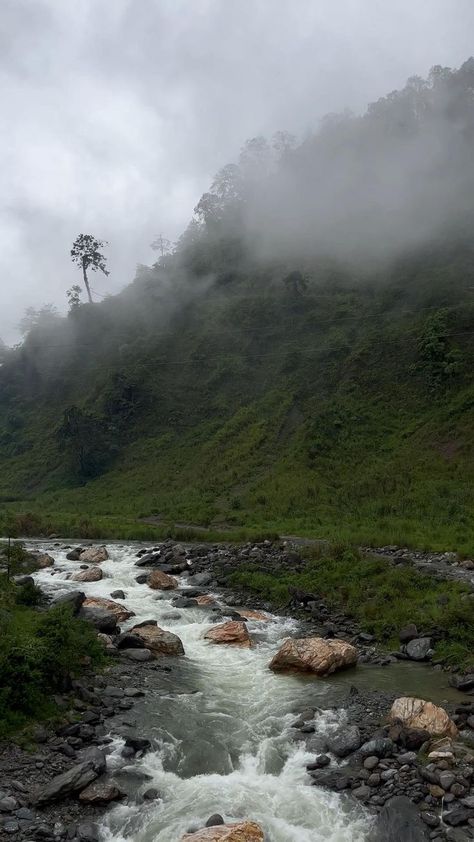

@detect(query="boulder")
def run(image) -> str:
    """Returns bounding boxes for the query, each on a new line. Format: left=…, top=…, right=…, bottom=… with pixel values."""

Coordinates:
left=405, top=638, right=433, bottom=661
left=181, top=822, right=264, bottom=841
left=129, top=622, right=184, bottom=657
left=110, top=589, right=126, bottom=599
left=121, top=648, right=153, bottom=662
left=34, top=751, right=106, bottom=804
left=73, top=567, right=103, bottom=583
left=389, top=698, right=458, bottom=739
left=371, top=796, right=429, bottom=841
left=80, top=546, right=109, bottom=563
left=269, top=637, right=357, bottom=676
left=82, top=597, right=134, bottom=623
left=79, top=606, right=118, bottom=633
left=204, top=621, right=251, bottom=648
left=195, top=595, right=217, bottom=606
left=52, top=590, right=85, bottom=614
left=79, top=780, right=125, bottom=803
left=325, top=726, right=362, bottom=758
left=147, top=570, right=178, bottom=590
left=35, top=553, right=55, bottom=568
left=66, top=548, right=83, bottom=561
left=235, top=608, right=270, bottom=622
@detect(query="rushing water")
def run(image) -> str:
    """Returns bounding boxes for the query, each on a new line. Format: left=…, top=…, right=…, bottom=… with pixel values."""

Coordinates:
left=28, top=541, right=456, bottom=841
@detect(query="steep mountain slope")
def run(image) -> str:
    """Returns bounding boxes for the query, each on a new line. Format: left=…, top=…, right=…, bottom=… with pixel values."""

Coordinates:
left=1, top=61, right=474, bottom=550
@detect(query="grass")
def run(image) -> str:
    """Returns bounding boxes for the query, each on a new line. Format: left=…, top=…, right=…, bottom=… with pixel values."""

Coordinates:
left=227, top=545, right=474, bottom=671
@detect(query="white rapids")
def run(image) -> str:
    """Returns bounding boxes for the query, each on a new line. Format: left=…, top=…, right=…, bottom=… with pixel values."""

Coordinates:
left=32, top=542, right=372, bottom=842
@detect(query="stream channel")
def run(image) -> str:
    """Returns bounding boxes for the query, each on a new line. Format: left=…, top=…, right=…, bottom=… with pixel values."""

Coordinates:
left=31, top=541, right=466, bottom=842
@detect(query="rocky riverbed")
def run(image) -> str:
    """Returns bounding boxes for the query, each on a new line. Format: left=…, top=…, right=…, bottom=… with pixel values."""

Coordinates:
left=1, top=539, right=474, bottom=841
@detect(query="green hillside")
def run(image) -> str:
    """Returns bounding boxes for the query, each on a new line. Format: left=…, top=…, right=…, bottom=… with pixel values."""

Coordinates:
left=1, top=61, right=474, bottom=551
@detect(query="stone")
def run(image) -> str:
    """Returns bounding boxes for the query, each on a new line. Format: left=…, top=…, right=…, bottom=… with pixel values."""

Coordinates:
left=128, top=623, right=184, bottom=656
left=33, top=752, right=106, bottom=804
left=399, top=624, right=419, bottom=643
left=124, top=736, right=151, bottom=754
left=66, top=548, right=83, bottom=560
left=359, top=738, right=394, bottom=758
left=189, top=572, right=212, bottom=587
left=2, top=821, right=19, bottom=835
left=438, top=772, right=456, bottom=790
left=269, top=637, right=357, bottom=676
left=79, top=780, right=125, bottom=803
left=364, top=756, right=379, bottom=770
left=73, top=567, right=103, bottom=582
left=429, top=785, right=445, bottom=799
left=204, top=621, right=251, bottom=648
left=372, top=795, right=430, bottom=841
left=181, top=821, right=264, bottom=841
left=325, top=726, right=362, bottom=757
left=449, top=675, right=474, bottom=693
left=206, top=815, right=225, bottom=827
left=121, top=648, right=153, bottom=661
left=79, top=606, right=118, bottom=633
left=195, top=595, right=218, bottom=606
left=443, top=807, right=474, bottom=827
left=35, top=553, right=55, bottom=568
left=0, top=797, right=18, bottom=812
left=77, top=822, right=99, bottom=841
left=421, top=812, right=440, bottom=828
left=79, top=546, right=109, bottom=563
left=406, top=638, right=433, bottom=661
left=142, top=788, right=160, bottom=801
left=52, top=590, right=85, bottom=613
left=82, top=596, right=134, bottom=623
left=147, top=570, right=178, bottom=590
left=110, top=590, right=126, bottom=599
left=306, top=755, right=330, bottom=770
left=234, top=608, right=270, bottom=622
left=389, top=698, right=458, bottom=739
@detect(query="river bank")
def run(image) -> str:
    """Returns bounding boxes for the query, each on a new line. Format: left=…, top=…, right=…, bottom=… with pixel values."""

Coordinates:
left=1, top=539, right=474, bottom=841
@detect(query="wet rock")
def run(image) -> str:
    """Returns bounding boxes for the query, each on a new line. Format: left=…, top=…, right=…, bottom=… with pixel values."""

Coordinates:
left=34, top=552, right=55, bottom=568
left=121, top=648, right=153, bottom=661
left=371, top=796, right=429, bottom=841
left=77, top=822, right=100, bottom=841
left=33, top=751, right=106, bottom=804
left=147, top=570, right=178, bottom=590
left=124, top=736, right=151, bottom=754
left=269, top=637, right=357, bottom=676
left=110, top=589, right=126, bottom=599
left=52, top=590, right=85, bottom=614
left=405, top=638, right=433, bottom=661
left=136, top=573, right=148, bottom=584
left=389, top=697, right=458, bottom=738
left=82, top=596, right=134, bottom=623
left=325, top=726, right=362, bottom=758
left=443, top=807, right=474, bottom=826
left=449, top=674, right=474, bottom=693
left=142, top=788, right=160, bottom=801
left=189, top=572, right=213, bottom=587
left=79, top=780, right=125, bottom=803
left=79, top=606, right=118, bottom=633
left=128, top=622, right=184, bottom=656
left=306, top=755, right=330, bottom=770
left=204, top=621, right=251, bottom=648
left=66, top=548, right=83, bottom=561
left=0, top=796, right=18, bottom=812
left=234, top=608, right=270, bottom=622
left=195, top=595, right=218, bottom=606
left=72, top=566, right=103, bottom=582
left=205, top=815, right=225, bottom=827
left=181, top=821, right=264, bottom=841
left=359, top=738, right=394, bottom=758
left=80, top=546, right=109, bottom=563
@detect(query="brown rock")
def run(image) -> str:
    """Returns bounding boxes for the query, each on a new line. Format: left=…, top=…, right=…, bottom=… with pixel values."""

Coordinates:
left=195, top=595, right=217, bottom=605
left=82, top=597, right=134, bottom=623
left=72, top=567, right=103, bottom=582
left=389, top=698, right=458, bottom=739
left=269, top=637, right=357, bottom=676
left=181, top=821, right=264, bottom=841
left=147, top=569, right=178, bottom=590
left=80, top=546, right=109, bottom=563
left=429, top=785, right=445, bottom=799
left=79, top=780, right=125, bottom=803
left=35, top=553, right=55, bottom=568
left=235, top=608, right=270, bottom=622
left=204, top=621, right=251, bottom=648
left=129, top=622, right=184, bottom=656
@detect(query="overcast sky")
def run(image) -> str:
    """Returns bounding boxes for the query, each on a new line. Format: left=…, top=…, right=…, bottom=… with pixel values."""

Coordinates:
left=1, top=0, right=474, bottom=342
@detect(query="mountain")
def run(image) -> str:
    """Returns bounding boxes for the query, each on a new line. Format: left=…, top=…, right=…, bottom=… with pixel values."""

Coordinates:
left=1, top=60, right=473, bottom=551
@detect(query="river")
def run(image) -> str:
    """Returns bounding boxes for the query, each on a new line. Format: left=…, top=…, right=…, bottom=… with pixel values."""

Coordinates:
left=29, top=541, right=462, bottom=841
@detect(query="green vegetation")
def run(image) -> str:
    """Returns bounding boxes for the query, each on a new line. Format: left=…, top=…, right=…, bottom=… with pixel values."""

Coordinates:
left=0, top=544, right=103, bottom=737
left=228, top=546, right=474, bottom=670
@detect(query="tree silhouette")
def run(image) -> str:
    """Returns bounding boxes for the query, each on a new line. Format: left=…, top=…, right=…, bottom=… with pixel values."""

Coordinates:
left=70, top=234, right=109, bottom=304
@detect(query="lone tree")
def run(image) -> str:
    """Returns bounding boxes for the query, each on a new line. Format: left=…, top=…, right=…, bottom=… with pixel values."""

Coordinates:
left=70, top=234, right=109, bottom=304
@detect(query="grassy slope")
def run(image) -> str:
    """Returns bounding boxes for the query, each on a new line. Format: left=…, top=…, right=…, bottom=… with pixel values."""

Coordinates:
left=0, top=250, right=473, bottom=550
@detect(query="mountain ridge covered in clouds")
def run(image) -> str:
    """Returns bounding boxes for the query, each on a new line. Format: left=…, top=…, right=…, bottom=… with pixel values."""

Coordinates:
left=0, top=61, right=473, bottom=551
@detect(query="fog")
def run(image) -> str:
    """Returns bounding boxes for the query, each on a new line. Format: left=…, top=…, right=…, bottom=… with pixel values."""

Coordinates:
left=2, top=0, right=474, bottom=341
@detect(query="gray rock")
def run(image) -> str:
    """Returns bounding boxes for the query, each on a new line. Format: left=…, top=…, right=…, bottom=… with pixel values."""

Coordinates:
left=77, top=822, right=99, bottom=841
left=142, top=788, right=160, bottom=801
left=189, top=572, right=212, bottom=587
left=406, top=638, right=433, bottom=661
left=326, top=726, right=361, bottom=758
left=353, top=785, right=370, bottom=800
left=52, top=590, right=85, bottom=614
left=359, top=738, right=394, bottom=758
left=443, top=807, right=474, bottom=827
left=0, top=797, right=18, bottom=812
left=79, top=606, right=118, bottom=633
left=364, top=756, right=379, bottom=770
left=121, top=648, right=152, bottom=662
left=399, top=624, right=419, bottom=643
left=438, top=771, right=456, bottom=790
left=371, top=796, right=429, bottom=841
left=34, top=751, right=105, bottom=804
left=206, top=814, right=225, bottom=827
left=66, top=548, right=83, bottom=561
left=110, top=590, right=126, bottom=599
left=2, top=821, right=19, bottom=835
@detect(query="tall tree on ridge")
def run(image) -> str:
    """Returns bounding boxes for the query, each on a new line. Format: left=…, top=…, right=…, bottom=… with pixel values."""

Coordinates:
left=70, top=234, right=109, bottom=304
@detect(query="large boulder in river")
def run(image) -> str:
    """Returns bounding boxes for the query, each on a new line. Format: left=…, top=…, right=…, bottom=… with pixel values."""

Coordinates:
left=269, top=637, right=357, bottom=676
left=147, top=569, right=178, bottom=590
left=129, top=622, right=184, bottom=657
left=79, top=780, right=125, bottom=803
left=34, top=750, right=106, bottom=804
left=80, top=546, right=109, bottom=563
left=389, top=697, right=458, bottom=739
left=72, top=567, right=103, bottom=583
left=34, top=552, right=55, bottom=568
left=81, top=597, right=134, bottom=623
left=204, top=621, right=251, bottom=648
left=181, top=822, right=264, bottom=841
